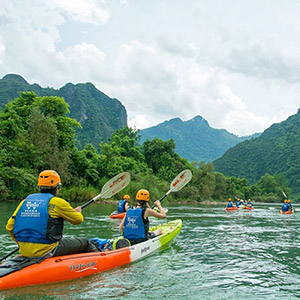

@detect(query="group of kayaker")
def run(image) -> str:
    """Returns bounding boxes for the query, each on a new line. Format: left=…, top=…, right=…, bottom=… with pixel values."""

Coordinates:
left=226, top=198, right=253, bottom=209
left=5, top=170, right=166, bottom=259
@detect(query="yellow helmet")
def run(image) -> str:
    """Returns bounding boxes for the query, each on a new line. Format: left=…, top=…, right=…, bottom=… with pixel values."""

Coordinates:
left=284, top=199, right=287, bottom=203
left=228, top=198, right=232, bottom=201
left=123, top=195, right=130, bottom=200
left=38, top=170, right=61, bottom=188
left=287, top=200, right=291, bottom=203
left=136, top=189, right=150, bottom=201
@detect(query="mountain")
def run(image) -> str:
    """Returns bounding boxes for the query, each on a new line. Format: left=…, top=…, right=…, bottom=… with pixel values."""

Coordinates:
left=213, top=109, right=300, bottom=194
left=0, top=74, right=127, bottom=149
left=139, top=116, right=260, bottom=162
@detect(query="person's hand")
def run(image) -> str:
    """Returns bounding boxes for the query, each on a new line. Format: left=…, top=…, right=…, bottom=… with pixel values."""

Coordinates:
left=154, top=200, right=162, bottom=208
left=74, top=206, right=82, bottom=213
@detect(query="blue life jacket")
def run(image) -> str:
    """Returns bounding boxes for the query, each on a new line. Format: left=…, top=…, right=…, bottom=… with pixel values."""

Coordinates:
left=123, top=208, right=147, bottom=240
left=281, top=203, right=289, bottom=212
left=227, top=201, right=233, bottom=208
left=236, top=201, right=242, bottom=207
left=13, top=193, right=62, bottom=244
left=117, top=200, right=126, bottom=213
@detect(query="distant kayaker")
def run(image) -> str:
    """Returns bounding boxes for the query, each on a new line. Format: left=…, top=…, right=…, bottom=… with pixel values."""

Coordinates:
left=281, top=200, right=289, bottom=212
left=117, top=195, right=130, bottom=213
left=246, top=199, right=253, bottom=207
left=236, top=198, right=242, bottom=207
left=287, top=199, right=293, bottom=211
left=226, top=198, right=233, bottom=208
left=119, top=189, right=166, bottom=245
left=6, top=170, right=99, bottom=258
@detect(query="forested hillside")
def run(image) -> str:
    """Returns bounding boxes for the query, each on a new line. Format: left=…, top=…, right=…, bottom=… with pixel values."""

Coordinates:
left=214, top=109, right=300, bottom=195
left=140, top=116, right=260, bottom=162
left=0, top=92, right=289, bottom=203
left=0, top=74, right=127, bottom=149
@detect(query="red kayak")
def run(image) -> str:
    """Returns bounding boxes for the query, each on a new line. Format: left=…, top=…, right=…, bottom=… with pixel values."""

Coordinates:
left=109, top=211, right=125, bottom=219
left=225, top=206, right=238, bottom=211
left=280, top=210, right=293, bottom=215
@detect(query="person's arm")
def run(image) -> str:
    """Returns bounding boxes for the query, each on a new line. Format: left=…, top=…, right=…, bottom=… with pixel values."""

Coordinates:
left=124, top=202, right=129, bottom=211
left=50, top=197, right=83, bottom=225
left=119, top=216, right=125, bottom=233
left=144, top=200, right=166, bottom=219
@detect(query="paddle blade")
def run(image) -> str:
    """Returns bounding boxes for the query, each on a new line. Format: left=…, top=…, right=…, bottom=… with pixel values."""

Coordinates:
left=170, top=169, right=192, bottom=192
left=96, top=172, right=131, bottom=200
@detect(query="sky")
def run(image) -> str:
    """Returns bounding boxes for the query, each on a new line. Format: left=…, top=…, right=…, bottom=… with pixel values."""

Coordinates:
left=0, top=0, right=300, bottom=136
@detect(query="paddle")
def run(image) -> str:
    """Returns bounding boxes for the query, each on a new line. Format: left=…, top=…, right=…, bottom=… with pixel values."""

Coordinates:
left=81, top=172, right=131, bottom=209
left=151, top=169, right=192, bottom=209
left=0, top=172, right=131, bottom=262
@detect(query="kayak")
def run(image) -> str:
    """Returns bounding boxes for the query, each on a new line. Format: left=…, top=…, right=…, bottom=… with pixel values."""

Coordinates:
left=109, top=211, right=125, bottom=219
left=225, top=206, right=238, bottom=211
left=0, top=219, right=182, bottom=290
left=242, top=206, right=253, bottom=210
left=280, top=210, right=293, bottom=215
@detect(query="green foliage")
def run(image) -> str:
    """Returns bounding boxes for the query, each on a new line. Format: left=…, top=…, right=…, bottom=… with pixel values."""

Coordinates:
left=214, top=109, right=300, bottom=197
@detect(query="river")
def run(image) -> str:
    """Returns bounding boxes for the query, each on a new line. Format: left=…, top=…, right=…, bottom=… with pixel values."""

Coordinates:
left=0, top=202, right=299, bottom=299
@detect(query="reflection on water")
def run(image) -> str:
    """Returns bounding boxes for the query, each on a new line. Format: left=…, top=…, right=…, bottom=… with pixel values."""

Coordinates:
left=0, top=203, right=300, bottom=299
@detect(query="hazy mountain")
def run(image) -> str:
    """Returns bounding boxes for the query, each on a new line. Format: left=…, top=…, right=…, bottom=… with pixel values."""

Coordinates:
left=140, top=116, right=260, bottom=162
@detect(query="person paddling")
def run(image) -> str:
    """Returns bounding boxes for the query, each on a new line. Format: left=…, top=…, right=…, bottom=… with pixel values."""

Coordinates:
left=226, top=198, right=234, bottom=208
left=6, top=170, right=99, bottom=258
left=287, top=199, right=293, bottom=211
left=117, top=195, right=130, bottom=213
left=235, top=198, right=242, bottom=207
left=281, top=200, right=289, bottom=213
left=119, top=189, right=166, bottom=245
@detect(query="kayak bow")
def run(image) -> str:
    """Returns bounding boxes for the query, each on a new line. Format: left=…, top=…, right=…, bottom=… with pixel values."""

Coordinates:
left=0, top=219, right=182, bottom=290
left=109, top=211, right=126, bottom=219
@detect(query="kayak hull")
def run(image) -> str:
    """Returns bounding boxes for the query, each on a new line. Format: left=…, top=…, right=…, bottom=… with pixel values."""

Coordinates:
left=0, top=219, right=182, bottom=290
left=225, top=207, right=238, bottom=211
left=280, top=210, right=293, bottom=215
left=242, top=206, right=253, bottom=210
left=109, top=211, right=125, bottom=219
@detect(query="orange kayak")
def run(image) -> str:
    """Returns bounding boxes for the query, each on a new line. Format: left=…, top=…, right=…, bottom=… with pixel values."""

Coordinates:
left=280, top=210, right=293, bottom=215
left=225, top=206, right=238, bottom=211
left=242, top=206, right=253, bottom=210
left=109, top=211, right=126, bottom=219
left=0, top=219, right=182, bottom=290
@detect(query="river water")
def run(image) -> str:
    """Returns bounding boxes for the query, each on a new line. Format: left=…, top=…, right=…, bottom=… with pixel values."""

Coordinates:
left=0, top=202, right=299, bottom=299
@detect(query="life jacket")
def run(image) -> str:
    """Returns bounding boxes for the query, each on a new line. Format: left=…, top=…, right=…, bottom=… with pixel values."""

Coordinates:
left=123, top=207, right=148, bottom=240
left=13, top=193, right=64, bottom=244
left=227, top=201, right=233, bottom=208
left=117, top=200, right=126, bottom=213
left=236, top=201, right=242, bottom=207
left=281, top=203, right=289, bottom=212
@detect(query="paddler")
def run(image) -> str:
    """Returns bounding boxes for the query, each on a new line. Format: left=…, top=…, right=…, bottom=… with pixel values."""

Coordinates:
left=235, top=198, right=242, bottom=207
left=119, top=189, right=166, bottom=245
left=6, top=170, right=99, bottom=258
left=117, top=194, right=130, bottom=213
left=246, top=199, right=253, bottom=207
left=226, top=198, right=233, bottom=208
left=287, top=199, right=293, bottom=211
left=281, top=200, right=289, bottom=213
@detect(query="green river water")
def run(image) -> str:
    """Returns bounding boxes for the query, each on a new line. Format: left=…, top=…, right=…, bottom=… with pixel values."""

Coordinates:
left=0, top=202, right=299, bottom=299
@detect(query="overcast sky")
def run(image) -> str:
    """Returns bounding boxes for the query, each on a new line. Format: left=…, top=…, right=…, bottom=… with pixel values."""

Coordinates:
left=1, top=0, right=300, bottom=136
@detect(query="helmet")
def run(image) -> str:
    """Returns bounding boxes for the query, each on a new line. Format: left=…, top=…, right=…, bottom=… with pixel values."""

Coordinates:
left=136, top=189, right=150, bottom=201
left=38, top=170, right=61, bottom=188
left=284, top=200, right=287, bottom=203
left=228, top=198, right=232, bottom=201
left=123, top=195, right=130, bottom=200
left=287, top=200, right=291, bottom=203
